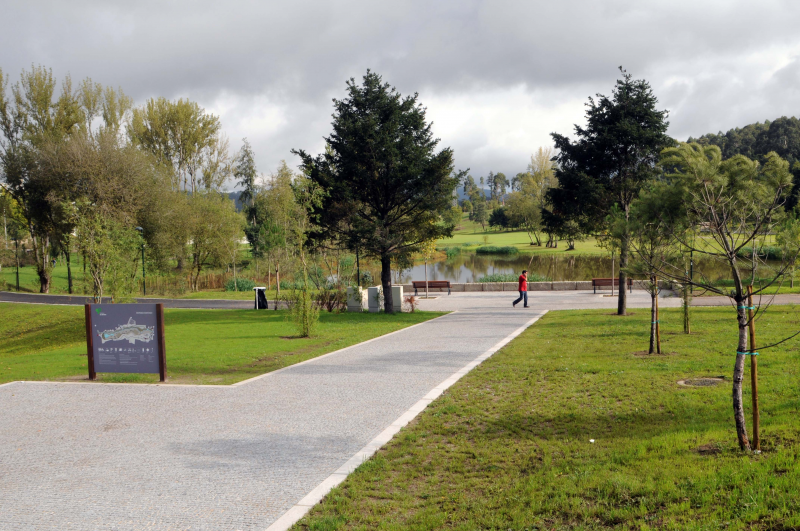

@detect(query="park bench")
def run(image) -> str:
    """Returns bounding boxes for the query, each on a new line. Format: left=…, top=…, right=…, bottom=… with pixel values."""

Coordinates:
left=592, top=277, right=633, bottom=294
left=413, top=280, right=451, bottom=296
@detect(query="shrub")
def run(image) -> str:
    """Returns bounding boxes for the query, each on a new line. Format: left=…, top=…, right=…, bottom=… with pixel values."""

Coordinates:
left=224, top=278, right=256, bottom=292
left=479, top=272, right=550, bottom=283
left=404, top=295, right=418, bottom=312
left=737, top=246, right=783, bottom=260
left=475, top=246, right=519, bottom=255
left=314, top=288, right=347, bottom=312
left=291, top=288, right=320, bottom=337
left=280, top=279, right=306, bottom=290
left=359, top=271, right=373, bottom=286
left=444, top=246, right=461, bottom=259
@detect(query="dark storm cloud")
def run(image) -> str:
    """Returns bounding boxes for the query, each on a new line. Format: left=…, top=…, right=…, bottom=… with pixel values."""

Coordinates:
left=3, top=0, right=800, bottom=180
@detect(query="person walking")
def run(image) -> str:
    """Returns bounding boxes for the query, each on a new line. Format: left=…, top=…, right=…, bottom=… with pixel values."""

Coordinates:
left=513, top=270, right=529, bottom=308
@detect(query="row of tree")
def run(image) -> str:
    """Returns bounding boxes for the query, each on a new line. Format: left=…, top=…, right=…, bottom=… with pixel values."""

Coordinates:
left=0, top=67, right=466, bottom=314
left=689, top=116, right=800, bottom=209
left=541, top=67, right=800, bottom=452
left=3, top=64, right=799, bottom=449
left=0, top=66, right=247, bottom=299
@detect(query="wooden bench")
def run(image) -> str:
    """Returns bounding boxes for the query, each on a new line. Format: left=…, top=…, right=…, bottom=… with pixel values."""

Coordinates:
left=592, top=278, right=633, bottom=293
left=413, top=280, right=451, bottom=296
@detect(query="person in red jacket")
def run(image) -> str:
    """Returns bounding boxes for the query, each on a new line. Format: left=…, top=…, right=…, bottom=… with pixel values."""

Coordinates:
left=513, top=270, right=529, bottom=308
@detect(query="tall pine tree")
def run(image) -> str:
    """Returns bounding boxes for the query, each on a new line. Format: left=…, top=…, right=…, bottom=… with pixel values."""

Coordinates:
left=549, top=68, right=672, bottom=314
left=293, top=71, right=458, bottom=313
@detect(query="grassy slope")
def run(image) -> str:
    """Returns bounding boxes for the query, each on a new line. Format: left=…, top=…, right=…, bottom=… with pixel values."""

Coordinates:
left=438, top=215, right=606, bottom=255
left=0, top=303, right=442, bottom=385
left=297, top=307, right=800, bottom=530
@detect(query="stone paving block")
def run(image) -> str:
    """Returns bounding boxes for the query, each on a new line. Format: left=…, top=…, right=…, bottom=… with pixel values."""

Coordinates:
left=0, top=302, right=538, bottom=530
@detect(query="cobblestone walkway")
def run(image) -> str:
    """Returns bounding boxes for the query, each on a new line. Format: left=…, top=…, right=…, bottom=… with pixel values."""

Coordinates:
left=0, top=307, right=542, bottom=530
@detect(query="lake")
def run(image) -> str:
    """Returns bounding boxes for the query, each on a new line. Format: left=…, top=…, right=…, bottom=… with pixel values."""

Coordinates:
left=395, top=253, right=766, bottom=284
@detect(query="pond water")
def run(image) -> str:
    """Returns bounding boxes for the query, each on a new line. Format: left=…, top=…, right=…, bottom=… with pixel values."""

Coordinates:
left=395, top=253, right=769, bottom=284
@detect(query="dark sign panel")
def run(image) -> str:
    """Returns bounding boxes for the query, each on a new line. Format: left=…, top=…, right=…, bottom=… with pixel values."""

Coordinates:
left=85, top=303, right=166, bottom=380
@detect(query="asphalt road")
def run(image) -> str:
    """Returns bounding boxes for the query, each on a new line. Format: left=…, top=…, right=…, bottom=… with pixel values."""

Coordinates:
left=4, top=289, right=800, bottom=310
left=0, top=290, right=287, bottom=309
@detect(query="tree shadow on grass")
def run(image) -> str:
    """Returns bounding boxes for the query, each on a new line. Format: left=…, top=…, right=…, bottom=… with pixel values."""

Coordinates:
left=479, top=408, right=731, bottom=445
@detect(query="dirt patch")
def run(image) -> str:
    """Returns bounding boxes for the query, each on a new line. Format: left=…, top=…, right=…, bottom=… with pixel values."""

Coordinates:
left=695, top=443, right=721, bottom=455
left=678, top=377, right=725, bottom=387
left=632, top=351, right=678, bottom=358
left=607, top=312, right=635, bottom=316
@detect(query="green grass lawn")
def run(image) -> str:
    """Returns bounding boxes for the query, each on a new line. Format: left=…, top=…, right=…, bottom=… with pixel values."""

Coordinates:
left=0, top=303, right=442, bottom=385
left=691, top=277, right=800, bottom=296
left=149, top=290, right=257, bottom=300
left=1, top=258, right=87, bottom=294
left=438, top=214, right=606, bottom=255
left=296, top=306, right=800, bottom=530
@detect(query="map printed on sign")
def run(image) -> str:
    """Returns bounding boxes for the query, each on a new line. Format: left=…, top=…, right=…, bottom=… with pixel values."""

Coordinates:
left=90, top=304, right=161, bottom=374
left=97, top=317, right=155, bottom=344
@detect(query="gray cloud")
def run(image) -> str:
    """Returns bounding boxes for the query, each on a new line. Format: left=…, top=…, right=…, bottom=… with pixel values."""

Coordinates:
left=3, top=0, right=800, bottom=182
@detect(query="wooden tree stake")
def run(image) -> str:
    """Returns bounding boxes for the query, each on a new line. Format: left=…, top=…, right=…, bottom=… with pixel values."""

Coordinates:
left=747, top=285, right=760, bottom=451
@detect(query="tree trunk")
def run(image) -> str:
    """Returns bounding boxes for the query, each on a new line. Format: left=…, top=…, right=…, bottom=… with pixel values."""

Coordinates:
left=649, top=276, right=656, bottom=354
left=734, top=305, right=752, bottom=451
left=32, top=232, right=52, bottom=293
left=233, top=251, right=237, bottom=291
left=66, top=249, right=73, bottom=294
left=617, top=234, right=629, bottom=315
left=275, top=263, right=280, bottom=310
left=381, top=253, right=393, bottom=313
left=425, top=260, right=429, bottom=299
left=683, top=283, right=691, bottom=334
left=15, top=240, right=21, bottom=291
left=655, top=277, right=661, bottom=354
left=747, top=286, right=760, bottom=451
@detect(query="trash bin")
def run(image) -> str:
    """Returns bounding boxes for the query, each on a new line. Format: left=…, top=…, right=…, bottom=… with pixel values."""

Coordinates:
left=253, top=287, right=268, bottom=309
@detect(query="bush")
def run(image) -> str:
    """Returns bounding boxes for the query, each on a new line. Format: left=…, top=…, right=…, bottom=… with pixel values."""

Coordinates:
left=443, top=246, right=461, bottom=259
left=224, top=278, right=256, bottom=292
left=314, top=288, right=346, bottom=312
left=479, top=272, right=550, bottom=283
left=737, top=246, right=783, bottom=260
left=280, top=279, right=306, bottom=290
left=475, top=246, right=519, bottom=255
left=360, top=271, right=373, bottom=286
left=291, top=288, right=320, bottom=337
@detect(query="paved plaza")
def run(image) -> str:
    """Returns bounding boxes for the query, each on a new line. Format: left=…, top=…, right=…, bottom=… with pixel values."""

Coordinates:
left=0, top=290, right=743, bottom=529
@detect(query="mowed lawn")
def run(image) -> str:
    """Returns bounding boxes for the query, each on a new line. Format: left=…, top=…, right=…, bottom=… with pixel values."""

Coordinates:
left=0, top=303, right=442, bottom=385
left=436, top=214, right=606, bottom=255
left=296, top=307, right=800, bottom=530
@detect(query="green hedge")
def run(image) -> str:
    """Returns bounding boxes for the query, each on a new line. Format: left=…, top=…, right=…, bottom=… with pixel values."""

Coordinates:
left=737, top=246, right=783, bottom=260
left=478, top=273, right=550, bottom=283
left=475, top=245, right=519, bottom=255
left=224, top=278, right=256, bottom=292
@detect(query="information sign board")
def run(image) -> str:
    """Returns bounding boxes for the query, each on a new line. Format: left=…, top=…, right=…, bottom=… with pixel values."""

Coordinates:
left=84, top=303, right=167, bottom=381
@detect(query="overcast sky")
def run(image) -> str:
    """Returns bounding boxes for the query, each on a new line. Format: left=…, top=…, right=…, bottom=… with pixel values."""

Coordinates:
left=4, top=0, right=800, bottom=188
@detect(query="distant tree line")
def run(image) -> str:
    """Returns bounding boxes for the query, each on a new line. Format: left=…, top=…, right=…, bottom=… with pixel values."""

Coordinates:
left=0, top=65, right=246, bottom=299
left=689, top=116, right=800, bottom=209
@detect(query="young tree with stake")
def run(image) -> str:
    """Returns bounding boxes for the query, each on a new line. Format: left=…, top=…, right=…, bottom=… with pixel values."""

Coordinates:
left=646, top=143, right=796, bottom=451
